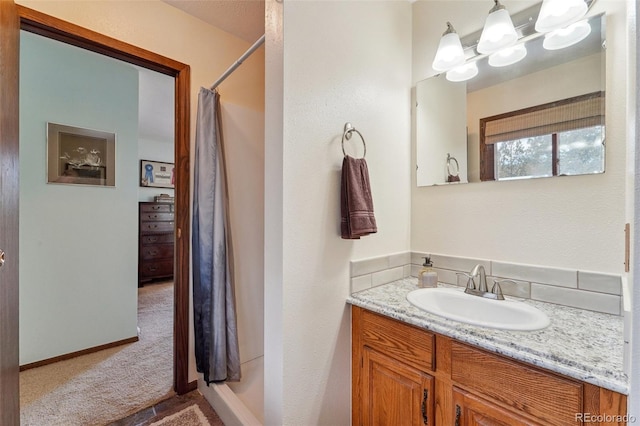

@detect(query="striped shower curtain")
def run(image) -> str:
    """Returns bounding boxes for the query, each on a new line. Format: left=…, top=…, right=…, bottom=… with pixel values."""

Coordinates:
left=192, top=88, right=241, bottom=384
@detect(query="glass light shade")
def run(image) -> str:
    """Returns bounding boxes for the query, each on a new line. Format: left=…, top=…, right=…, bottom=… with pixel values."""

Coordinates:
left=488, top=44, right=527, bottom=67
left=543, top=20, right=592, bottom=50
left=535, top=0, right=588, bottom=33
left=432, top=32, right=465, bottom=72
left=446, top=62, right=479, bottom=82
left=477, top=8, right=518, bottom=54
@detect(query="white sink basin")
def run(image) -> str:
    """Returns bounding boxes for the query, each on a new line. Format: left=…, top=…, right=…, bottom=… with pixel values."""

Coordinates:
left=406, top=287, right=550, bottom=331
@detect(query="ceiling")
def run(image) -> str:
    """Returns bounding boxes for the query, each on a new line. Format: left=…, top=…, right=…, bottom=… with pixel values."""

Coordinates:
left=162, top=0, right=265, bottom=43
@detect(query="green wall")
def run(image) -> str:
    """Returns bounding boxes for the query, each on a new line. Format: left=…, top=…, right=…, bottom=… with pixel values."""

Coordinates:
left=19, top=31, right=139, bottom=364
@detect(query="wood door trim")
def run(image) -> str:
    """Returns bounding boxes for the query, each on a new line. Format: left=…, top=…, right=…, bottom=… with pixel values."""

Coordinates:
left=20, top=336, right=139, bottom=371
left=16, top=6, right=192, bottom=395
left=0, top=1, right=20, bottom=424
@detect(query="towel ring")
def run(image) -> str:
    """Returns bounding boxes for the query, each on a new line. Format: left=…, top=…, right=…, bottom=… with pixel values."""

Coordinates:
left=446, top=153, right=459, bottom=176
left=341, top=122, right=367, bottom=158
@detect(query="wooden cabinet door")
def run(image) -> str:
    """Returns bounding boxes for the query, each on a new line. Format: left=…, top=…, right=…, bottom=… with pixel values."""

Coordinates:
left=362, top=347, right=434, bottom=426
left=453, top=387, right=544, bottom=426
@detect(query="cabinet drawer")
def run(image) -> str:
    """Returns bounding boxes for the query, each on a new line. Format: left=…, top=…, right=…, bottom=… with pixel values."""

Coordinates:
left=140, top=259, right=173, bottom=278
left=140, top=212, right=174, bottom=222
left=451, top=342, right=582, bottom=426
left=140, top=243, right=174, bottom=260
left=140, top=221, right=174, bottom=233
left=453, top=387, right=545, bottom=426
left=140, top=203, right=173, bottom=213
left=361, top=310, right=434, bottom=372
left=141, top=233, right=174, bottom=245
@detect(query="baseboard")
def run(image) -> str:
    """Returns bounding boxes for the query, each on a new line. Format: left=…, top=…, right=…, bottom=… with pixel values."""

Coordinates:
left=198, top=380, right=262, bottom=426
left=20, top=336, right=139, bottom=371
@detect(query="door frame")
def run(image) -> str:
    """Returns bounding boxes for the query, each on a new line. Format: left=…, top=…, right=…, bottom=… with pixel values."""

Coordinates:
left=16, top=5, right=193, bottom=395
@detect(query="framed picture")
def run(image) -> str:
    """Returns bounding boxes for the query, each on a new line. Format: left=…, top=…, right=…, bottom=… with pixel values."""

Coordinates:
left=47, top=122, right=116, bottom=187
left=140, top=160, right=175, bottom=189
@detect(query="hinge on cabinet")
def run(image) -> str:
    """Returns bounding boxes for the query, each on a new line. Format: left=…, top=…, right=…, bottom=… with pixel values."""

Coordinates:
left=625, top=223, right=630, bottom=272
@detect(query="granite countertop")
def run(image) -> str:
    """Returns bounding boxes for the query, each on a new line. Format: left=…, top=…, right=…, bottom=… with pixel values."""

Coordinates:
left=347, top=278, right=629, bottom=395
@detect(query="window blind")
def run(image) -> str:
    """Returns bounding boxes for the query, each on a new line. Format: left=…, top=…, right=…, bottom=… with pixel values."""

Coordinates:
left=484, top=92, right=605, bottom=145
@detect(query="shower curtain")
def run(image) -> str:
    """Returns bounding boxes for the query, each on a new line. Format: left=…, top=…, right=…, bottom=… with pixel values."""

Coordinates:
left=192, top=88, right=241, bottom=384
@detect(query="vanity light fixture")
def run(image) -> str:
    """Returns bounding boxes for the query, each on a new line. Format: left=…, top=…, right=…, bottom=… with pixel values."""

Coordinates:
left=432, top=22, right=466, bottom=72
left=488, top=43, right=528, bottom=67
left=543, top=20, right=592, bottom=50
left=535, top=0, right=588, bottom=33
left=477, top=0, right=518, bottom=54
left=446, top=61, right=479, bottom=82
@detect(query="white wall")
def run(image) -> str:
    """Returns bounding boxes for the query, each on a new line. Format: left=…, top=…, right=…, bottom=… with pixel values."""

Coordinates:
left=138, top=137, right=175, bottom=202
left=138, top=68, right=175, bottom=202
left=264, top=1, right=412, bottom=424
left=411, top=0, right=628, bottom=274
left=19, top=31, right=139, bottom=364
left=627, top=0, right=638, bottom=418
left=222, top=103, right=265, bottom=422
left=17, top=0, right=265, bottom=385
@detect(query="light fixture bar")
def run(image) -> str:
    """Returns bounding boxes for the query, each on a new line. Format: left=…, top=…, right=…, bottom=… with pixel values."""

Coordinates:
left=458, top=0, right=595, bottom=59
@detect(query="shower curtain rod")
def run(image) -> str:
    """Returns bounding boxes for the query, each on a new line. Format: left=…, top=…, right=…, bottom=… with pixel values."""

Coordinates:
left=210, top=34, right=266, bottom=90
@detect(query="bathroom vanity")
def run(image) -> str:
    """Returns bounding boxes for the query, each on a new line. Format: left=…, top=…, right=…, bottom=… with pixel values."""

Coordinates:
left=349, top=279, right=629, bottom=425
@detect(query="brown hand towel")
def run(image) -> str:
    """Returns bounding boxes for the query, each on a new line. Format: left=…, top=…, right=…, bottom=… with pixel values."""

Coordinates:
left=341, top=155, right=377, bottom=239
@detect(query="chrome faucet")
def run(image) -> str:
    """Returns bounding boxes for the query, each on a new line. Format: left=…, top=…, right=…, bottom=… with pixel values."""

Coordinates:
left=459, top=264, right=507, bottom=300
left=470, top=264, right=488, bottom=293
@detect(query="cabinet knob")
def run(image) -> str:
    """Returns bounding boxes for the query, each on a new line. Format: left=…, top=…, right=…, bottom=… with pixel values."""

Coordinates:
left=0, top=250, right=5, bottom=269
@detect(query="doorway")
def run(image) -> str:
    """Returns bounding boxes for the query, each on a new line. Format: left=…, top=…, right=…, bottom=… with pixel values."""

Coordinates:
left=18, top=3, right=191, bottom=392
left=0, top=5, right=191, bottom=422
left=18, top=27, right=179, bottom=422
left=8, top=3, right=190, bottom=417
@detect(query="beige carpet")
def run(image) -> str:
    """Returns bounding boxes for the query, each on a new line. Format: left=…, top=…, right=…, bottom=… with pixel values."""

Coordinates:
left=20, top=281, right=175, bottom=425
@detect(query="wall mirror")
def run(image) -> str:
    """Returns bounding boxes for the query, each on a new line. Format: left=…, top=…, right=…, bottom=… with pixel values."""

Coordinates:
left=416, top=12, right=605, bottom=186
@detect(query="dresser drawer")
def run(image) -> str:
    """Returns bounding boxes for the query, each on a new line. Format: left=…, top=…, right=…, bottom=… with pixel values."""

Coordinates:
left=361, top=309, right=434, bottom=372
left=140, top=203, right=173, bottom=213
left=140, top=212, right=174, bottom=222
left=140, top=221, right=174, bottom=233
left=141, top=233, right=174, bottom=245
left=139, top=259, right=173, bottom=278
left=451, top=342, right=582, bottom=425
left=140, top=243, right=174, bottom=260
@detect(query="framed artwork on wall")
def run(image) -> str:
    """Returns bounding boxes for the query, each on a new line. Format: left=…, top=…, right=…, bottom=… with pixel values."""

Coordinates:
left=47, top=122, right=116, bottom=187
left=140, top=159, right=175, bottom=189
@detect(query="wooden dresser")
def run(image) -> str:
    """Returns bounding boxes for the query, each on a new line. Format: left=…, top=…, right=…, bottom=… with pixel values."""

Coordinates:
left=138, top=202, right=174, bottom=285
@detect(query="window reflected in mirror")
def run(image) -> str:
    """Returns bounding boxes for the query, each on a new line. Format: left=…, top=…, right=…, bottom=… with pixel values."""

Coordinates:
left=481, top=91, right=605, bottom=181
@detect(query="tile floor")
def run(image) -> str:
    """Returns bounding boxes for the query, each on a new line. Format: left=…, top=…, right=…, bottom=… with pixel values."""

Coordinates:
left=108, top=389, right=224, bottom=426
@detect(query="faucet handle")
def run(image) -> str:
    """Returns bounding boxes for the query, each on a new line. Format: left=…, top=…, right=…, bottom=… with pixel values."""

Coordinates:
left=491, top=279, right=516, bottom=300
left=456, top=273, right=475, bottom=290
left=490, top=282, right=504, bottom=299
